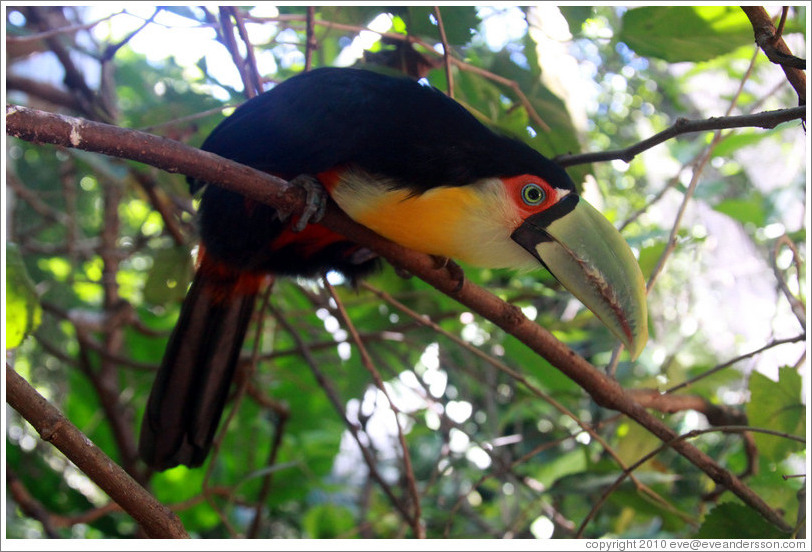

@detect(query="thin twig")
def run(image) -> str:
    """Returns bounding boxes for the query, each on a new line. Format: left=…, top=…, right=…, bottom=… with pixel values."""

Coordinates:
left=304, top=6, right=316, bottom=72
left=6, top=468, right=62, bottom=537
left=774, top=7, right=789, bottom=42
left=101, top=7, right=160, bottom=61
left=231, top=7, right=263, bottom=94
left=201, top=279, right=275, bottom=538
left=647, top=45, right=759, bottom=298
left=7, top=10, right=122, bottom=44
left=250, top=15, right=554, bottom=134
left=6, top=75, right=84, bottom=112
left=556, top=107, right=805, bottom=167
left=218, top=7, right=257, bottom=99
left=23, top=6, right=110, bottom=121
left=666, top=334, right=806, bottom=394
left=433, top=7, right=454, bottom=97
left=771, top=236, right=807, bottom=330
left=606, top=51, right=763, bottom=373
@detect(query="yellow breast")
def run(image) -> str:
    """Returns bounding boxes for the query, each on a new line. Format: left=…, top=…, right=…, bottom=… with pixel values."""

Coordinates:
left=329, top=170, right=538, bottom=269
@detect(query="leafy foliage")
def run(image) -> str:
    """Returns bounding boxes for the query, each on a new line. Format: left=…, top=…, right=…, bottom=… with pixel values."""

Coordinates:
left=5, top=244, right=42, bottom=349
left=618, top=6, right=798, bottom=63
left=4, top=4, right=807, bottom=541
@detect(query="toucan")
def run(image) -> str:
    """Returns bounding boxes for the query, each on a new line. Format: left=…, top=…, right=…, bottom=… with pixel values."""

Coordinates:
left=138, top=67, right=647, bottom=470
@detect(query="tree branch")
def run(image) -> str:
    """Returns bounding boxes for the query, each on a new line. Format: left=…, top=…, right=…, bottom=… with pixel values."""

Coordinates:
left=555, top=107, right=806, bottom=167
left=433, top=7, right=454, bottom=98
left=6, top=75, right=85, bottom=112
left=5, top=104, right=794, bottom=533
left=741, top=6, right=807, bottom=104
left=6, top=364, right=188, bottom=538
left=6, top=468, right=62, bottom=537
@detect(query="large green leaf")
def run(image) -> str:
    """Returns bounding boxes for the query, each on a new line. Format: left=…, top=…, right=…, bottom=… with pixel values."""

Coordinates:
left=406, top=6, right=480, bottom=44
left=558, top=6, right=593, bottom=36
left=303, top=503, right=356, bottom=538
left=712, top=128, right=781, bottom=158
left=746, top=367, right=806, bottom=464
left=712, top=193, right=767, bottom=227
left=319, top=5, right=391, bottom=27
left=696, top=503, right=786, bottom=538
left=620, top=6, right=765, bottom=62
left=5, top=243, right=42, bottom=349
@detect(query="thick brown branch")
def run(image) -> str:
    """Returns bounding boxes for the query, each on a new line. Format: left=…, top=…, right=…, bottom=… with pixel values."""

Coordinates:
left=6, top=365, right=188, bottom=538
left=5, top=104, right=793, bottom=533
left=741, top=6, right=807, bottom=104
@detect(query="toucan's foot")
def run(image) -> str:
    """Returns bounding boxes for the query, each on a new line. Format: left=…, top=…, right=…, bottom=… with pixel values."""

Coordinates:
left=431, top=256, right=465, bottom=292
left=289, top=174, right=328, bottom=232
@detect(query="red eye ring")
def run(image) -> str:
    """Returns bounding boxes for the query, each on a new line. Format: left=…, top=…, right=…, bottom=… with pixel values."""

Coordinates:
left=504, top=175, right=557, bottom=217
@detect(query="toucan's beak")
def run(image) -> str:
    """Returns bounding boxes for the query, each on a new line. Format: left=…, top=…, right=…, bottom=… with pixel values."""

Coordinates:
left=511, top=195, right=648, bottom=359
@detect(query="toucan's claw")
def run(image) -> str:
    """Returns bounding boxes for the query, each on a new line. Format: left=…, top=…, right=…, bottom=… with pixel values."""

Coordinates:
left=289, top=174, right=328, bottom=232
left=431, top=255, right=465, bottom=292
left=431, top=255, right=450, bottom=270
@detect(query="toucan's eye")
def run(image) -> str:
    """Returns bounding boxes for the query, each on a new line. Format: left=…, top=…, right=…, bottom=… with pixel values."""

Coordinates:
left=521, top=183, right=546, bottom=206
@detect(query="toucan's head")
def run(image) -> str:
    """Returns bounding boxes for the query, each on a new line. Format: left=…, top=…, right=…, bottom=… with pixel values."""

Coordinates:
left=328, top=165, right=648, bottom=359
left=501, top=173, right=648, bottom=359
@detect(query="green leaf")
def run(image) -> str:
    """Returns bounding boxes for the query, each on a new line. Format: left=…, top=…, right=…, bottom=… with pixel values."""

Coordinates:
left=746, top=367, right=806, bottom=464
left=637, top=241, right=666, bottom=281
left=319, top=5, right=390, bottom=27
left=713, top=194, right=767, bottom=227
left=558, top=6, right=593, bottom=35
left=712, top=128, right=781, bottom=158
left=505, top=337, right=578, bottom=393
left=5, top=243, right=42, bottom=349
left=620, top=6, right=759, bottom=63
left=406, top=6, right=479, bottom=44
left=696, top=503, right=786, bottom=538
left=303, top=503, right=356, bottom=538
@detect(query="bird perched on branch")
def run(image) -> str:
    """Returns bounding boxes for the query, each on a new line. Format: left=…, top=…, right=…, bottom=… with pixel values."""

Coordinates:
left=139, top=67, right=647, bottom=470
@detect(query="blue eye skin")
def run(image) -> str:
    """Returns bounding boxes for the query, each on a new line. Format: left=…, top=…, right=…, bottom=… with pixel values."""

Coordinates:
left=521, top=183, right=546, bottom=206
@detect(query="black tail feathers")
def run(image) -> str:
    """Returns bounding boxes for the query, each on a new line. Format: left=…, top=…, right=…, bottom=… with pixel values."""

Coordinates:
left=139, top=270, right=257, bottom=470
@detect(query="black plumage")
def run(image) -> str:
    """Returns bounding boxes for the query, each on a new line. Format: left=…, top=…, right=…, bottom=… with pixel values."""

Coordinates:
left=193, top=68, right=574, bottom=276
